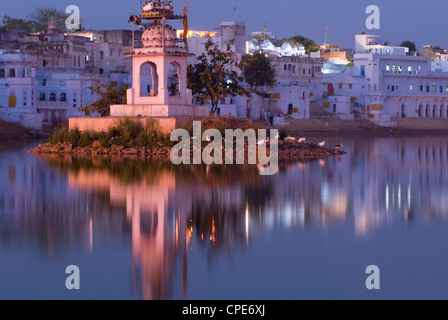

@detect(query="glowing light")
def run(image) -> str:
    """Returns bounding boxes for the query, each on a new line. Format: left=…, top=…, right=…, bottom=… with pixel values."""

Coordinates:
left=245, top=202, right=249, bottom=245
left=386, top=184, right=389, bottom=211
left=408, top=184, right=411, bottom=209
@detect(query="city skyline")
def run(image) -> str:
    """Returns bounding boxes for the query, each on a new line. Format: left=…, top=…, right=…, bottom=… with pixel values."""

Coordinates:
left=2, top=0, right=448, bottom=50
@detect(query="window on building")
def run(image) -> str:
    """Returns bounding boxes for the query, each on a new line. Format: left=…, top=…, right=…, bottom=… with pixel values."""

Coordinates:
left=100, top=51, right=104, bottom=60
left=361, top=65, right=365, bottom=76
left=110, top=49, right=113, bottom=56
left=23, top=89, right=27, bottom=107
left=408, top=66, right=412, bottom=74
left=338, top=83, right=343, bottom=90
left=385, top=65, right=390, bottom=73
left=433, top=83, right=437, bottom=92
left=60, top=93, right=67, bottom=102
left=303, top=68, right=306, bottom=75
left=39, top=93, right=46, bottom=101
left=0, top=69, right=4, bottom=78
left=420, top=85, right=423, bottom=92
left=392, top=65, right=396, bottom=73
left=441, top=86, right=444, bottom=94
left=427, top=85, right=430, bottom=93
left=8, top=69, right=16, bottom=78
left=349, top=84, right=353, bottom=89
left=99, top=68, right=104, bottom=74
left=50, top=93, right=56, bottom=101
left=42, top=79, right=47, bottom=87
left=391, top=85, right=395, bottom=92
left=398, top=66, right=402, bottom=73
left=410, top=85, right=413, bottom=91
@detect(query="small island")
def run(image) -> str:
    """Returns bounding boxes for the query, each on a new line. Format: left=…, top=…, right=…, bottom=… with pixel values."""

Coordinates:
left=29, top=117, right=346, bottom=162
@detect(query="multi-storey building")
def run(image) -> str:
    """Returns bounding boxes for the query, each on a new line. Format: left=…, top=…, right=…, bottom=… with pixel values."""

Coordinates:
left=0, top=19, right=132, bottom=130
left=323, top=34, right=448, bottom=126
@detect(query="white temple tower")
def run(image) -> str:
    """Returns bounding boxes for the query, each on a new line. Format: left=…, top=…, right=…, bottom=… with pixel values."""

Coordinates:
left=110, top=1, right=208, bottom=118
left=69, top=0, right=208, bottom=133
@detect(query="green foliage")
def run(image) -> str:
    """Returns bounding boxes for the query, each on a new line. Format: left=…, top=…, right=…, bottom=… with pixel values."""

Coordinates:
left=242, top=52, right=276, bottom=92
left=187, top=38, right=250, bottom=115
left=278, top=127, right=288, bottom=140
left=48, top=118, right=173, bottom=149
left=399, top=40, right=417, bottom=52
left=1, top=7, right=69, bottom=33
left=1, top=16, right=34, bottom=33
left=80, top=83, right=129, bottom=117
left=28, top=7, right=68, bottom=32
left=274, top=35, right=320, bottom=54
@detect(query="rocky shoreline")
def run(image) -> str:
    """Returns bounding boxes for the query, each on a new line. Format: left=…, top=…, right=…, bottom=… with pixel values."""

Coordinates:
left=29, top=140, right=346, bottom=161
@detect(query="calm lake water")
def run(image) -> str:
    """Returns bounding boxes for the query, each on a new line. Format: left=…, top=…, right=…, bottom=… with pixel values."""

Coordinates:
left=1, top=135, right=448, bottom=300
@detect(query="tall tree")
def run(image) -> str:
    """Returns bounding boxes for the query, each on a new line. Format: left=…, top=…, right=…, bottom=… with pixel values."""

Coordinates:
left=187, top=38, right=250, bottom=115
left=1, top=7, right=68, bottom=33
left=1, top=15, right=34, bottom=33
left=242, top=51, right=276, bottom=92
left=79, top=83, right=129, bottom=117
left=28, top=7, right=68, bottom=32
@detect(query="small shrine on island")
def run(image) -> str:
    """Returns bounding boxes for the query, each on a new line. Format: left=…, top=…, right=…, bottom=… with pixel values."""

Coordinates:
left=69, top=0, right=209, bottom=133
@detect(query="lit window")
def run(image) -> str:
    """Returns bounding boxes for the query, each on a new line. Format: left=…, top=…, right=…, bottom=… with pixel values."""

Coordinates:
left=410, top=85, right=413, bottom=91
left=408, top=66, right=412, bottom=74
left=385, top=65, right=390, bottom=73
left=398, top=66, right=402, bottom=73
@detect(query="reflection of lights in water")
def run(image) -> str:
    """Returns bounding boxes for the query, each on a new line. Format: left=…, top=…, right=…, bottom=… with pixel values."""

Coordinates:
left=321, top=182, right=330, bottom=206
left=245, top=202, right=249, bottom=245
left=386, top=184, right=389, bottom=211
left=210, top=217, right=216, bottom=246
left=408, top=184, right=411, bottom=210
left=89, top=217, right=93, bottom=252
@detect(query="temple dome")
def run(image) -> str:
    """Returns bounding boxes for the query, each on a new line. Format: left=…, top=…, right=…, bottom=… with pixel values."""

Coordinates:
left=141, top=22, right=177, bottom=47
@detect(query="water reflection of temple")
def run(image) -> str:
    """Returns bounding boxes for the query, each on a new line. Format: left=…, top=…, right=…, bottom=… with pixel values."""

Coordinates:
left=67, top=167, right=189, bottom=300
left=3, top=136, right=448, bottom=299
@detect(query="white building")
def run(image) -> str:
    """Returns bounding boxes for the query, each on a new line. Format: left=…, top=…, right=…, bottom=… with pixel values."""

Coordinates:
left=0, top=20, right=132, bottom=130
left=323, top=34, right=448, bottom=125
left=187, top=21, right=324, bottom=121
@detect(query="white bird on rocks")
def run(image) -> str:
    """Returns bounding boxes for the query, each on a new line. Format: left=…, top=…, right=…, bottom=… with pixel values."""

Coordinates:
left=298, top=137, right=306, bottom=143
left=318, top=141, right=326, bottom=147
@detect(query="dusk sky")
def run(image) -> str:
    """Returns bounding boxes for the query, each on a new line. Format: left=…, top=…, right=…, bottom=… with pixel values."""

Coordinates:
left=2, top=0, right=448, bottom=50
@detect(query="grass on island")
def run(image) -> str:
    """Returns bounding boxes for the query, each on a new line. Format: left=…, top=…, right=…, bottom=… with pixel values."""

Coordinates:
left=48, top=118, right=173, bottom=149
left=47, top=116, right=267, bottom=149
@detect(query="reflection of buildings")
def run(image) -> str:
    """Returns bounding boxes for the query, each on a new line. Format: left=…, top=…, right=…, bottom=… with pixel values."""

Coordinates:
left=0, top=147, right=110, bottom=256
left=4, top=136, right=448, bottom=298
